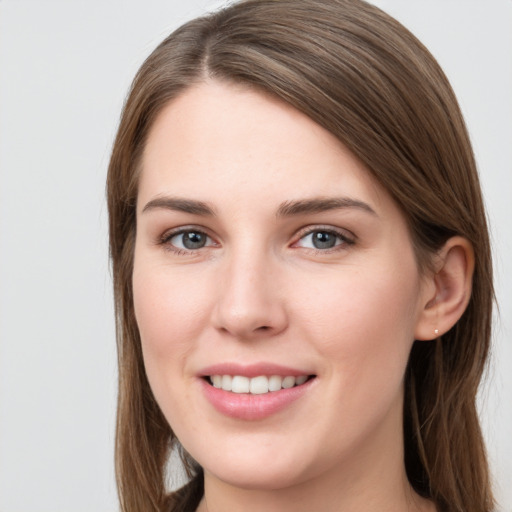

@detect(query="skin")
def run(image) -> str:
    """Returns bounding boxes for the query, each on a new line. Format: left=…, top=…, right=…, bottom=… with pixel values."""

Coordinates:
left=133, top=81, right=442, bottom=512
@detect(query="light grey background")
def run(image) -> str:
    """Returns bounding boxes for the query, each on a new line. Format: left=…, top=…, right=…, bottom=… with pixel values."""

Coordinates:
left=0, top=1, right=510, bottom=511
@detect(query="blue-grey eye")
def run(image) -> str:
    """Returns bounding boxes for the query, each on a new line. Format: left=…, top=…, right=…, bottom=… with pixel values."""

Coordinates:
left=170, top=230, right=210, bottom=250
left=297, top=230, right=346, bottom=250
left=314, top=231, right=337, bottom=249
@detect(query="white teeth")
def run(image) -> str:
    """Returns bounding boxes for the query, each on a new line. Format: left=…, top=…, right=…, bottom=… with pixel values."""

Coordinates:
left=281, top=376, right=296, bottom=389
left=231, top=376, right=250, bottom=393
left=250, top=375, right=269, bottom=394
left=268, top=375, right=282, bottom=392
left=210, top=374, right=310, bottom=394
left=295, top=375, right=308, bottom=385
left=221, top=375, right=232, bottom=391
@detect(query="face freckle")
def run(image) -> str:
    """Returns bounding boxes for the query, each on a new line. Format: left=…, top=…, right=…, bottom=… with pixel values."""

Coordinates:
left=132, top=80, right=431, bottom=492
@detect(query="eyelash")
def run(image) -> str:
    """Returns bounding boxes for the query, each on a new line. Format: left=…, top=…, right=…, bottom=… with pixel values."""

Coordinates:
left=158, top=225, right=355, bottom=255
left=292, top=226, right=355, bottom=253
left=159, top=226, right=217, bottom=255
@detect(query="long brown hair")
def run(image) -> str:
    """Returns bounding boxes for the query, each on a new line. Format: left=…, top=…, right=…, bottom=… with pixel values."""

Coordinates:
left=107, top=1, right=495, bottom=511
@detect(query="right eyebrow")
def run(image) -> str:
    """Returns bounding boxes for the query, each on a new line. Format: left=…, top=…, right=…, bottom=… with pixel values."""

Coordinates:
left=276, top=196, right=377, bottom=217
left=141, top=196, right=216, bottom=216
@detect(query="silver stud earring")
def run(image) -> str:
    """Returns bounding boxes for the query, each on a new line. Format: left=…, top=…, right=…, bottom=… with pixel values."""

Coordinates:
left=434, top=329, right=439, bottom=335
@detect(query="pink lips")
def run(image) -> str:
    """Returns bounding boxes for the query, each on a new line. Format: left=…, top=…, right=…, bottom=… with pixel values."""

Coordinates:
left=198, top=363, right=315, bottom=421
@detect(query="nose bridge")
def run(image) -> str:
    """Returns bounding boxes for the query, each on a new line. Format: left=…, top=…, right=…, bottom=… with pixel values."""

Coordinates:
left=213, top=240, right=287, bottom=338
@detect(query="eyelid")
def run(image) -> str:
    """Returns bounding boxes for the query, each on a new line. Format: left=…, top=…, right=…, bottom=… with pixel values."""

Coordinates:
left=291, top=225, right=356, bottom=249
left=158, top=225, right=218, bottom=252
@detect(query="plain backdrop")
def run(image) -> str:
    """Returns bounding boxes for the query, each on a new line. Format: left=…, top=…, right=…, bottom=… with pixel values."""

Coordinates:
left=0, top=1, right=510, bottom=511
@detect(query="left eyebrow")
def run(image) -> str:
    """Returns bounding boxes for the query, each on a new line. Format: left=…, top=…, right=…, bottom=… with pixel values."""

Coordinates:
left=141, top=196, right=216, bottom=216
left=276, top=197, right=378, bottom=217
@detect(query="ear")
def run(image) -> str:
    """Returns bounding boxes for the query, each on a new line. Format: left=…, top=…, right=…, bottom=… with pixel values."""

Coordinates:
left=415, top=236, right=475, bottom=341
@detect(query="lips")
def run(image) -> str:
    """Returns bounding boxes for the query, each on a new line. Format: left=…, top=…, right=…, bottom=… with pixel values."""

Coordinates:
left=199, top=363, right=316, bottom=420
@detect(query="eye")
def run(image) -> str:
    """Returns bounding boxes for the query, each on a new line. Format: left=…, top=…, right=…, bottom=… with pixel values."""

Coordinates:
left=163, top=229, right=215, bottom=251
left=295, top=228, right=353, bottom=250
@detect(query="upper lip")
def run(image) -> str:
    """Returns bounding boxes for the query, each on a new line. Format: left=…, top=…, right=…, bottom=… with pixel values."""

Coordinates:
left=198, top=362, right=313, bottom=378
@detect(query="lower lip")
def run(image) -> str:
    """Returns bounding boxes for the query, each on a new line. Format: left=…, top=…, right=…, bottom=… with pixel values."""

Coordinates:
left=200, top=378, right=315, bottom=421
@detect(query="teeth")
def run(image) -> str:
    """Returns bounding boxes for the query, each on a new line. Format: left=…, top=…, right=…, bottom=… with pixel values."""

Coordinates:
left=250, top=375, right=269, bottom=394
left=295, top=375, right=308, bottom=385
left=268, top=375, right=282, bottom=392
left=281, top=376, right=295, bottom=389
left=231, top=376, right=250, bottom=394
left=209, top=374, right=310, bottom=394
left=221, top=375, right=232, bottom=391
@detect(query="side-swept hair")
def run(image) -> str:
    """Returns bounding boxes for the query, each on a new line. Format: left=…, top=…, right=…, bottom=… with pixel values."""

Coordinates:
left=107, top=1, right=494, bottom=511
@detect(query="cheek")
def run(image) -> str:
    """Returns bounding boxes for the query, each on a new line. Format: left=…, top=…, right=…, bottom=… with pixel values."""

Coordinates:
left=132, top=263, right=214, bottom=436
left=298, top=262, right=420, bottom=391
left=132, top=262, right=211, bottom=386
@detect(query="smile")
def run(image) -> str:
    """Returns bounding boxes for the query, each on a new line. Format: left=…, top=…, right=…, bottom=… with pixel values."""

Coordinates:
left=200, top=366, right=316, bottom=420
left=208, top=375, right=310, bottom=394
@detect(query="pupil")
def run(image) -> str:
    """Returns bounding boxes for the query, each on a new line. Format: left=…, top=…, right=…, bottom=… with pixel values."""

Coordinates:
left=183, top=232, right=206, bottom=249
left=313, top=231, right=336, bottom=249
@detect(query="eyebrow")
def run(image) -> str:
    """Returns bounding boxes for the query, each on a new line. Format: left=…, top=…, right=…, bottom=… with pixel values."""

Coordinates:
left=142, top=197, right=216, bottom=216
left=141, top=195, right=377, bottom=218
left=276, top=197, right=377, bottom=217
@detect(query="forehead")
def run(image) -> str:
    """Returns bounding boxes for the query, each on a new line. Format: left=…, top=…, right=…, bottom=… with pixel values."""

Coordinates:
left=138, top=80, right=390, bottom=216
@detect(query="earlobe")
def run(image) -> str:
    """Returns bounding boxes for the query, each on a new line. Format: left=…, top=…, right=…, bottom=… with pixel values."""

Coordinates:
left=415, top=236, right=475, bottom=341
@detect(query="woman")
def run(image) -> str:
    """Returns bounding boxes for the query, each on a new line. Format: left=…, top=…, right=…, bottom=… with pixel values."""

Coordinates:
left=107, top=0, right=495, bottom=511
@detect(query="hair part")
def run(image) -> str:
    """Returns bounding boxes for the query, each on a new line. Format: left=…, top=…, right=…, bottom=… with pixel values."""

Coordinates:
left=107, top=1, right=495, bottom=511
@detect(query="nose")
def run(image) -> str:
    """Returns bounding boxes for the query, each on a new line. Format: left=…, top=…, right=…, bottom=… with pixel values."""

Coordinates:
left=212, top=249, right=288, bottom=340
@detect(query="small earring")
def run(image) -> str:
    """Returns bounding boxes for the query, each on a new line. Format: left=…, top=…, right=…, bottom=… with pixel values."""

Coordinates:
left=434, top=329, right=439, bottom=335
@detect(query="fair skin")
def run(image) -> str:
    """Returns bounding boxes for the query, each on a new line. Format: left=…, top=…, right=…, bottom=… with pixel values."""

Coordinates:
left=133, top=81, right=472, bottom=512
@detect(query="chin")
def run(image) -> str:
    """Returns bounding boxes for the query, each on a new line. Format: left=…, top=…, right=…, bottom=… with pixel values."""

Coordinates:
left=203, top=460, right=309, bottom=491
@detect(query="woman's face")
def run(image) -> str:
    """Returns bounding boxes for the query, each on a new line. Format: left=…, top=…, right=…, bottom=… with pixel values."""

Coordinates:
left=133, top=81, right=433, bottom=490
